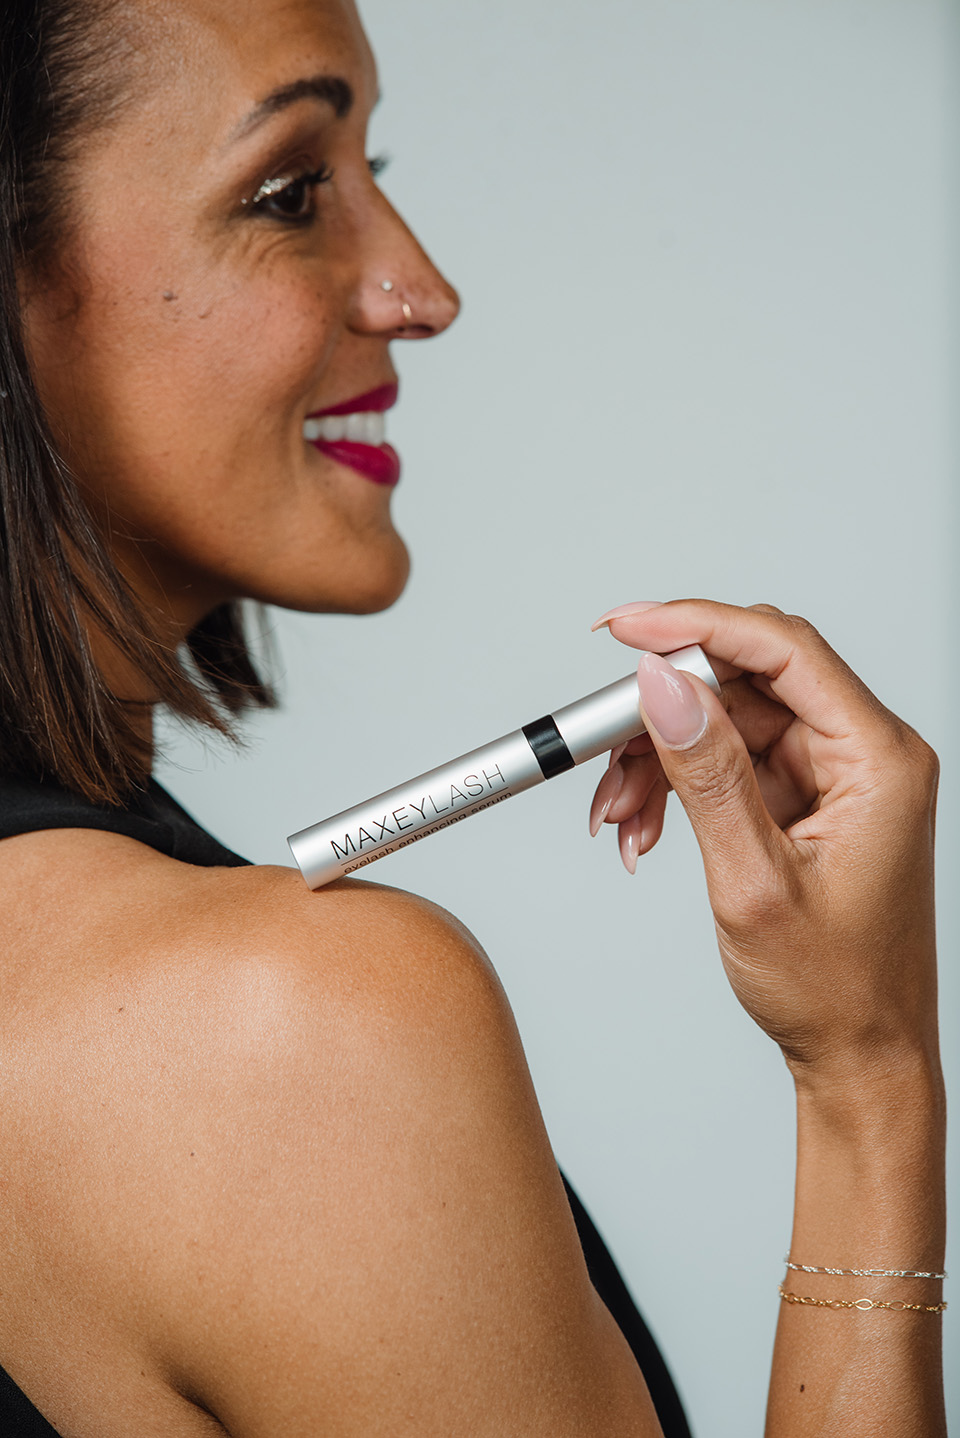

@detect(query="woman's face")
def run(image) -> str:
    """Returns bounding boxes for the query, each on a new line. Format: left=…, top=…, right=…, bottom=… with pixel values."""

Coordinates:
left=24, top=0, right=459, bottom=628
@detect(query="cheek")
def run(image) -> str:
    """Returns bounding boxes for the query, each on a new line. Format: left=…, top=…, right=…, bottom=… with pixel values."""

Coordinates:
left=169, top=276, right=338, bottom=421
left=33, top=221, right=338, bottom=499
left=84, top=271, right=337, bottom=468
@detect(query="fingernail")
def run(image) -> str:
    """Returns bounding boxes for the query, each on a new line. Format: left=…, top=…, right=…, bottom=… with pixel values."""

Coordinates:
left=589, top=761, right=624, bottom=837
left=591, top=600, right=664, bottom=633
left=608, top=742, right=627, bottom=767
left=619, top=814, right=642, bottom=874
left=637, top=814, right=658, bottom=857
left=636, top=652, right=707, bottom=748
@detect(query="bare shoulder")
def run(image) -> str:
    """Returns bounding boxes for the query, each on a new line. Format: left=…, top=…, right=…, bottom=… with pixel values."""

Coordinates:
left=0, top=821, right=487, bottom=980
left=0, top=825, right=521, bottom=1235
left=0, top=828, right=655, bottom=1437
left=0, top=824, right=505, bottom=1073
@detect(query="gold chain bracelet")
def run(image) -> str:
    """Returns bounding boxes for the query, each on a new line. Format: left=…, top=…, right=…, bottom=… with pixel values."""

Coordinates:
left=778, top=1285, right=946, bottom=1314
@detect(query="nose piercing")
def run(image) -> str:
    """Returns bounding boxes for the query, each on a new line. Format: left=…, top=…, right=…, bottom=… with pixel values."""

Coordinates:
left=380, top=280, right=412, bottom=328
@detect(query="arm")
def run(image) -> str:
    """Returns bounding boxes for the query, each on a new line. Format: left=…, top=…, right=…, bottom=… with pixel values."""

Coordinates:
left=593, top=599, right=946, bottom=1436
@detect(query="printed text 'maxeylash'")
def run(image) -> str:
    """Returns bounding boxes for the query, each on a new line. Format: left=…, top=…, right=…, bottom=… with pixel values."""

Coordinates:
left=330, top=765, right=507, bottom=860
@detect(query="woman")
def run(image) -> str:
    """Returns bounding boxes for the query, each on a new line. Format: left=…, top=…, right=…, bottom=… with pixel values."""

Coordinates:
left=0, top=0, right=946, bottom=1434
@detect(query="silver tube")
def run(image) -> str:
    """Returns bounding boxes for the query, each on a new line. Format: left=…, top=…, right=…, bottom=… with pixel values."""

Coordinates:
left=288, top=645, right=719, bottom=889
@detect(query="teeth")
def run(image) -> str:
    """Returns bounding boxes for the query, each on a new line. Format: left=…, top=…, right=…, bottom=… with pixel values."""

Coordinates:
left=304, top=411, right=387, bottom=446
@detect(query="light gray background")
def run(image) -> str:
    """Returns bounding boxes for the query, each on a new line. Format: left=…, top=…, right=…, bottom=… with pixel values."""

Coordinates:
left=156, top=2, right=959, bottom=1432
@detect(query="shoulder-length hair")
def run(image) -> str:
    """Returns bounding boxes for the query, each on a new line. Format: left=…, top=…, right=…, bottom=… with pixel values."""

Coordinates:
left=0, top=0, right=274, bottom=806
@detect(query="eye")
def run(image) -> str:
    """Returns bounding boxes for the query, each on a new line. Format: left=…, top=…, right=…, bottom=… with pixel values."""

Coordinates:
left=368, top=153, right=390, bottom=179
left=247, top=165, right=334, bottom=221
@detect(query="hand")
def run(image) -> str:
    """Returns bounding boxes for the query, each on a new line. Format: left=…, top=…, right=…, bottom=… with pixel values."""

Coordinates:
left=589, top=600, right=940, bottom=1082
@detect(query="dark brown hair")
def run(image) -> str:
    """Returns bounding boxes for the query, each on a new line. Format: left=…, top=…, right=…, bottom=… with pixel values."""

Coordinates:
left=0, top=0, right=274, bottom=806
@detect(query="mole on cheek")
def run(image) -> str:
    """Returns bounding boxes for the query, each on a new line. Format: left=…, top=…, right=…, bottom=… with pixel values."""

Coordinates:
left=162, top=290, right=178, bottom=302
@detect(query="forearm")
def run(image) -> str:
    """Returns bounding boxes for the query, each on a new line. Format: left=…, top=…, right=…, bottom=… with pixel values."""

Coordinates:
left=766, top=1050, right=947, bottom=1438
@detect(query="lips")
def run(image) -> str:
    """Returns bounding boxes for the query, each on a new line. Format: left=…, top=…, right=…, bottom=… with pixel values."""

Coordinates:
left=310, top=382, right=398, bottom=418
left=304, top=382, right=401, bottom=487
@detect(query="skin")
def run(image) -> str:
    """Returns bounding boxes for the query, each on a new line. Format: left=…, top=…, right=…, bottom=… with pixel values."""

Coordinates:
left=25, top=0, right=459, bottom=636
left=0, top=0, right=945, bottom=1434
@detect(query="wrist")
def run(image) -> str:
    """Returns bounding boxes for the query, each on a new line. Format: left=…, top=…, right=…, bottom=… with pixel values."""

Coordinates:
left=787, top=1039, right=944, bottom=1135
left=789, top=1048, right=946, bottom=1275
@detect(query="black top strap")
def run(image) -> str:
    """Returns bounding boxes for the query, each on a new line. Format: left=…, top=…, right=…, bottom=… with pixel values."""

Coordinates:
left=0, top=775, right=249, bottom=869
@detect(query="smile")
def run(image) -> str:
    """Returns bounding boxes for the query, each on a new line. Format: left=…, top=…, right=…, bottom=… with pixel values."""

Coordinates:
left=303, top=382, right=401, bottom=487
left=304, top=411, right=387, bottom=445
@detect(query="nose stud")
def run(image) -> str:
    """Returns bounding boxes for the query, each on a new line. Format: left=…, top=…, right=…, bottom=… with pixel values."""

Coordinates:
left=380, top=281, right=414, bottom=330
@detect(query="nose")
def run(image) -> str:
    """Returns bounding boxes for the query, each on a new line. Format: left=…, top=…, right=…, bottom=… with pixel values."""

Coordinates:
left=349, top=191, right=461, bottom=341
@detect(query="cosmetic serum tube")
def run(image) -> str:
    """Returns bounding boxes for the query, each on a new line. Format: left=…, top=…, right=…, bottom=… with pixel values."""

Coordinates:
left=288, top=645, right=720, bottom=889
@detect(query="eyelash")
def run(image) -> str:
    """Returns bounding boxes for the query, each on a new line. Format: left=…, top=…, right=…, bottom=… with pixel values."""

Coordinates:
left=248, top=164, right=334, bottom=221
left=247, top=153, right=391, bottom=223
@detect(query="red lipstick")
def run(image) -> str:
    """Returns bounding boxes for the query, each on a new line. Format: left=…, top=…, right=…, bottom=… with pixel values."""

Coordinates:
left=305, top=382, right=401, bottom=487
left=309, top=382, right=399, bottom=418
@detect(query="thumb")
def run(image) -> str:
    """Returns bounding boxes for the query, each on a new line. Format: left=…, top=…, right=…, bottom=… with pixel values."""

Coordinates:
left=635, top=652, right=780, bottom=893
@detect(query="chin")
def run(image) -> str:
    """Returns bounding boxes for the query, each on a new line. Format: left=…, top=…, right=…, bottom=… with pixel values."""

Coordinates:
left=346, top=544, right=411, bottom=615
left=275, top=533, right=412, bottom=616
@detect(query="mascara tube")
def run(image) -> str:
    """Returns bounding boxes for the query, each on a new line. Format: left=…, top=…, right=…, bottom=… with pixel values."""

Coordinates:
left=288, top=645, right=720, bottom=889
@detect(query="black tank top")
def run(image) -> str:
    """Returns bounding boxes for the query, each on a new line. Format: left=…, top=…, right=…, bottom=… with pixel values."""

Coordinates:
left=0, top=776, right=691, bottom=1438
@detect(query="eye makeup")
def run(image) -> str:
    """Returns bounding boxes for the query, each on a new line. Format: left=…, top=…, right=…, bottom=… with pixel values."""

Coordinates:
left=249, top=167, right=333, bottom=206
left=240, top=150, right=385, bottom=221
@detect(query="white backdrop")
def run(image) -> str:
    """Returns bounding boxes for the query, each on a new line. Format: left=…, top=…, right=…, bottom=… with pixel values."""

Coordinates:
left=157, top=2, right=959, bottom=1432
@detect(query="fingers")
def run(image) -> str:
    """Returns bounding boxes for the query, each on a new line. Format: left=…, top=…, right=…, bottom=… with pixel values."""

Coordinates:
left=590, top=685, right=818, bottom=847
left=631, top=651, right=784, bottom=894
left=618, top=775, right=668, bottom=874
left=587, top=599, right=885, bottom=878
left=713, top=676, right=820, bottom=823
left=588, top=762, right=624, bottom=837
left=590, top=660, right=822, bottom=854
left=593, top=599, right=890, bottom=743
left=589, top=745, right=668, bottom=871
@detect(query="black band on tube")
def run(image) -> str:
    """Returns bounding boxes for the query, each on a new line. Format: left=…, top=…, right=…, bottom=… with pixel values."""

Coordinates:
left=522, top=715, right=576, bottom=780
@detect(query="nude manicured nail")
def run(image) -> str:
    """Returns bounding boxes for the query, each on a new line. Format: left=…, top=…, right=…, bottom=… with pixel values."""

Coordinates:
left=619, top=814, right=642, bottom=874
left=637, top=814, right=659, bottom=857
left=636, top=652, right=707, bottom=748
left=589, top=762, right=624, bottom=837
left=591, top=600, right=664, bottom=633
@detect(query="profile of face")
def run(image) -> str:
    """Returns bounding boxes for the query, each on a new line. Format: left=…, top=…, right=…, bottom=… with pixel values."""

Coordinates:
left=23, top=0, right=460, bottom=631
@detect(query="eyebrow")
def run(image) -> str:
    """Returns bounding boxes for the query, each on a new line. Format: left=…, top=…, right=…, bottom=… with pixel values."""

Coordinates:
left=229, top=74, right=354, bottom=144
